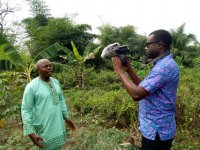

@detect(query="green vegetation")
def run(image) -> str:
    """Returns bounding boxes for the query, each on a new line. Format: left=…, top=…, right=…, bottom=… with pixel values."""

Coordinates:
left=0, top=0, right=200, bottom=149
left=0, top=66, right=200, bottom=149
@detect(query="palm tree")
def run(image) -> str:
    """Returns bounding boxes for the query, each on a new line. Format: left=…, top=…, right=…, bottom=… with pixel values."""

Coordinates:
left=170, top=23, right=198, bottom=55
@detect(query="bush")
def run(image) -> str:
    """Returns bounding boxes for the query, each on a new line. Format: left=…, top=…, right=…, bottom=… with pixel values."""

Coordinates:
left=66, top=87, right=138, bottom=128
left=176, top=67, right=200, bottom=129
left=0, top=72, right=26, bottom=120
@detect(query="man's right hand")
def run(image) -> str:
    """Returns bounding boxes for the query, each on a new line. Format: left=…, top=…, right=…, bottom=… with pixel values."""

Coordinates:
left=29, top=133, right=45, bottom=148
left=123, top=57, right=132, bottom=72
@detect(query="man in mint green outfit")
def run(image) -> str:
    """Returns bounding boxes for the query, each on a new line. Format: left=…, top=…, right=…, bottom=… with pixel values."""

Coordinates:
left=21, top=59, right=76, bottom=149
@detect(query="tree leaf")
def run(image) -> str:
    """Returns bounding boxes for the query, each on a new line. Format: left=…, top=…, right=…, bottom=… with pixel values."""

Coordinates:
left=83, top=45, right=102, bottom=62
left=32, top=42, right=62, bottom=63
left=52, top=62, right=67, bottom=73
left=71, top=41, right=83, bottom=63
left=92, top=45, right=102, bottom=55
left=0, top=60, right=14, bottom=71
left=83, top=43, right=92, bottom=60
left=0, top=32, right=25, bottom=67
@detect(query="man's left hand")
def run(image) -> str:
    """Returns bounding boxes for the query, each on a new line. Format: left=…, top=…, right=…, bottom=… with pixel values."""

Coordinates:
left=65, top=119, right=76, bottom=131
left=112, top=57, right=124, bottom=74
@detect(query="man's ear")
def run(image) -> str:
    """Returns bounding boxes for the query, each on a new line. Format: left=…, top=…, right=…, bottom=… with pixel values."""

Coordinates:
left=35, top=65, right=39, bottom=72
left=158, top=42, right=164, bottom=48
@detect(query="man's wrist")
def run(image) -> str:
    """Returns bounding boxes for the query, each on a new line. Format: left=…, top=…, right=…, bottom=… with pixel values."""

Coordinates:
left=116, top=70, right=125, bottom=75
left=126, top=67, right=134, bottom=74
left=65, top=118, right=70, bottom=122
left=28, top=133, right=35, bottom=138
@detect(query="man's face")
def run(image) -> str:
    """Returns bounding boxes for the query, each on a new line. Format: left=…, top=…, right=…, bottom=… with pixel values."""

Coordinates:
left=38, top=60, right=53, bottom=77
left=145, top=34, right=161, bottom=60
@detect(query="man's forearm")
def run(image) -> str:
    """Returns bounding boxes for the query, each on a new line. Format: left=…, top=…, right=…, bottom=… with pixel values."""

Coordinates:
left=112, top=57, right=148, bottom=101
left=127, top=69, right=142, bottom=85
left=117, top=71, right=141, bottom=101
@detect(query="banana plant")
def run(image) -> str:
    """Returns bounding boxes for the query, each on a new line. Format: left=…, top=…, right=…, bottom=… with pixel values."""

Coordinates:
left=0, top=60, right=14, bottom=71
left=0, top=32, right=25, bottom=68
left=1, top=32, right=101, bottom=84
left=0, top=32, right=71, bottom=83
left=24, top=42, right=65, bottom=82
left=71, top=41, right=101, bottom=87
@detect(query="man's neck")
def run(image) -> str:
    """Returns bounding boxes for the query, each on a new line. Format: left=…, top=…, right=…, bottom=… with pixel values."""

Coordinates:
left=39, top=76, right=50, bottom=82
left=148, top=50, right=171, bottom=65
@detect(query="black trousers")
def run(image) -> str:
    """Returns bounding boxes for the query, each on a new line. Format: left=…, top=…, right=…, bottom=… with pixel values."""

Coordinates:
left=142, top=133, right=173, bottom=150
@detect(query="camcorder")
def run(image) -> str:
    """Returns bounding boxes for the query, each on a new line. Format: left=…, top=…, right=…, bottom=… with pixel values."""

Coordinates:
left=101, top=43, right=129, bottom=65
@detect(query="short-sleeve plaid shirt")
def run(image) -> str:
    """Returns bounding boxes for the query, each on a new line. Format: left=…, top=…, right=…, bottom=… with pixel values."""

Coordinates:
left=139, top=54, right=179, bottom=141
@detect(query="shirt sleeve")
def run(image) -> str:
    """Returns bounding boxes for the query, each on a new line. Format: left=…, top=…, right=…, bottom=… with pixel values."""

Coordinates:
left=139, top=67, right=171, bottom=94
left=21, top=84, right=35, bottom=136
left=56, top=80, right=69, bottom=120
left=60, top=90, right=69, bottom=120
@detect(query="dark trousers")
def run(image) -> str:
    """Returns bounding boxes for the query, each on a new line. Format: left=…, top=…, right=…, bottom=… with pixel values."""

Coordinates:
left=142, top=133, right=173, bottom=150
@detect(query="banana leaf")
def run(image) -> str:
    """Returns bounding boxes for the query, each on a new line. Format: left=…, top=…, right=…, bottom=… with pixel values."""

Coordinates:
left=52, top=62, right=67, bottom=73
left=83, top=43, right=92, bottom=60
left=83, top=45, right=102, bottom=62
left=0, top=60, right=14, bottom=71
left=32, top=42, right=63, bottom=63
left=0, top=32, right=25, bottom=67
left=71, top=41, right=83, bottom=63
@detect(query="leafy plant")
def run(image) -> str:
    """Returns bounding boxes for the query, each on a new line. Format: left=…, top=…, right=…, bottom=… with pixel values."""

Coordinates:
left=0, top=32, right=25, bottom=68
left=0, top=32, right=72, bottom=82
left=71, top=41, right=101, bottom=87
left=23, top=42, right=66, bottom=82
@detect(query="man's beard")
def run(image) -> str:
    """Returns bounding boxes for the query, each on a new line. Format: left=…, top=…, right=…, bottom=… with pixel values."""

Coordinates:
left=147, top=51, right=160, bottom=59
left=145, top=51, right=160, bottom=64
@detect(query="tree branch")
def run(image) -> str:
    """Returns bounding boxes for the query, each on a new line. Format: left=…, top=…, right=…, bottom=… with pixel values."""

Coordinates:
left=0, top=0, right=17, bottom=32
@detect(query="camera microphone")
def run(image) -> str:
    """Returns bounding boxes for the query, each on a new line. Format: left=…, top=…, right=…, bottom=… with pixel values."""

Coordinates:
left=101, top=42, right=129, bottom=65
left=101, top=42, right=120, bottom=59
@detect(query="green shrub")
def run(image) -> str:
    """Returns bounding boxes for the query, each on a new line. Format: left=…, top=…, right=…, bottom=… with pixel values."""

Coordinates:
left=0, top=71, right=26, bottom=120
left=66, top=88, right=138, bottom=128
left=176, top=67, right=200, bottom=129
left=65, top=124, right=134, bottom=150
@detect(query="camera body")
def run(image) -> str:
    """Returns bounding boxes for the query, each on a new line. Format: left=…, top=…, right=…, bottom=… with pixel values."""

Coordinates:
left=101, top=42, right=129, bottom=65
left=101, top=43, right=129, bottom=66
left=115, top=45, right=129, bottom=55
left=115, top=45, right=129, bottom=65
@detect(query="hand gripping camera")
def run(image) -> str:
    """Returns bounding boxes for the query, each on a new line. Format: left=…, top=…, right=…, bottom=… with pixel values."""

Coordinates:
left=101, top=42, right=129, bottom=65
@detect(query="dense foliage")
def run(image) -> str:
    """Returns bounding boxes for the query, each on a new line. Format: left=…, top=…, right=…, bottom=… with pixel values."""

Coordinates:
left=0, top=64, right=200, bottom=149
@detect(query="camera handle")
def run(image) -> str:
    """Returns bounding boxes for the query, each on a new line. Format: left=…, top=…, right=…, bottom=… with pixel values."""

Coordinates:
left=119, top=54, right=128, bottom=66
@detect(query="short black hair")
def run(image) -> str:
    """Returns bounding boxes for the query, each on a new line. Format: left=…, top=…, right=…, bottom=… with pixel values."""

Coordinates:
left=149, top=29, right=172, bottom=49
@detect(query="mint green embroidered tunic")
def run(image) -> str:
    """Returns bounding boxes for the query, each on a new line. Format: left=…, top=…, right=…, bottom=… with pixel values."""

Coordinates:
left=21, top=77, right=69, bottom=149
